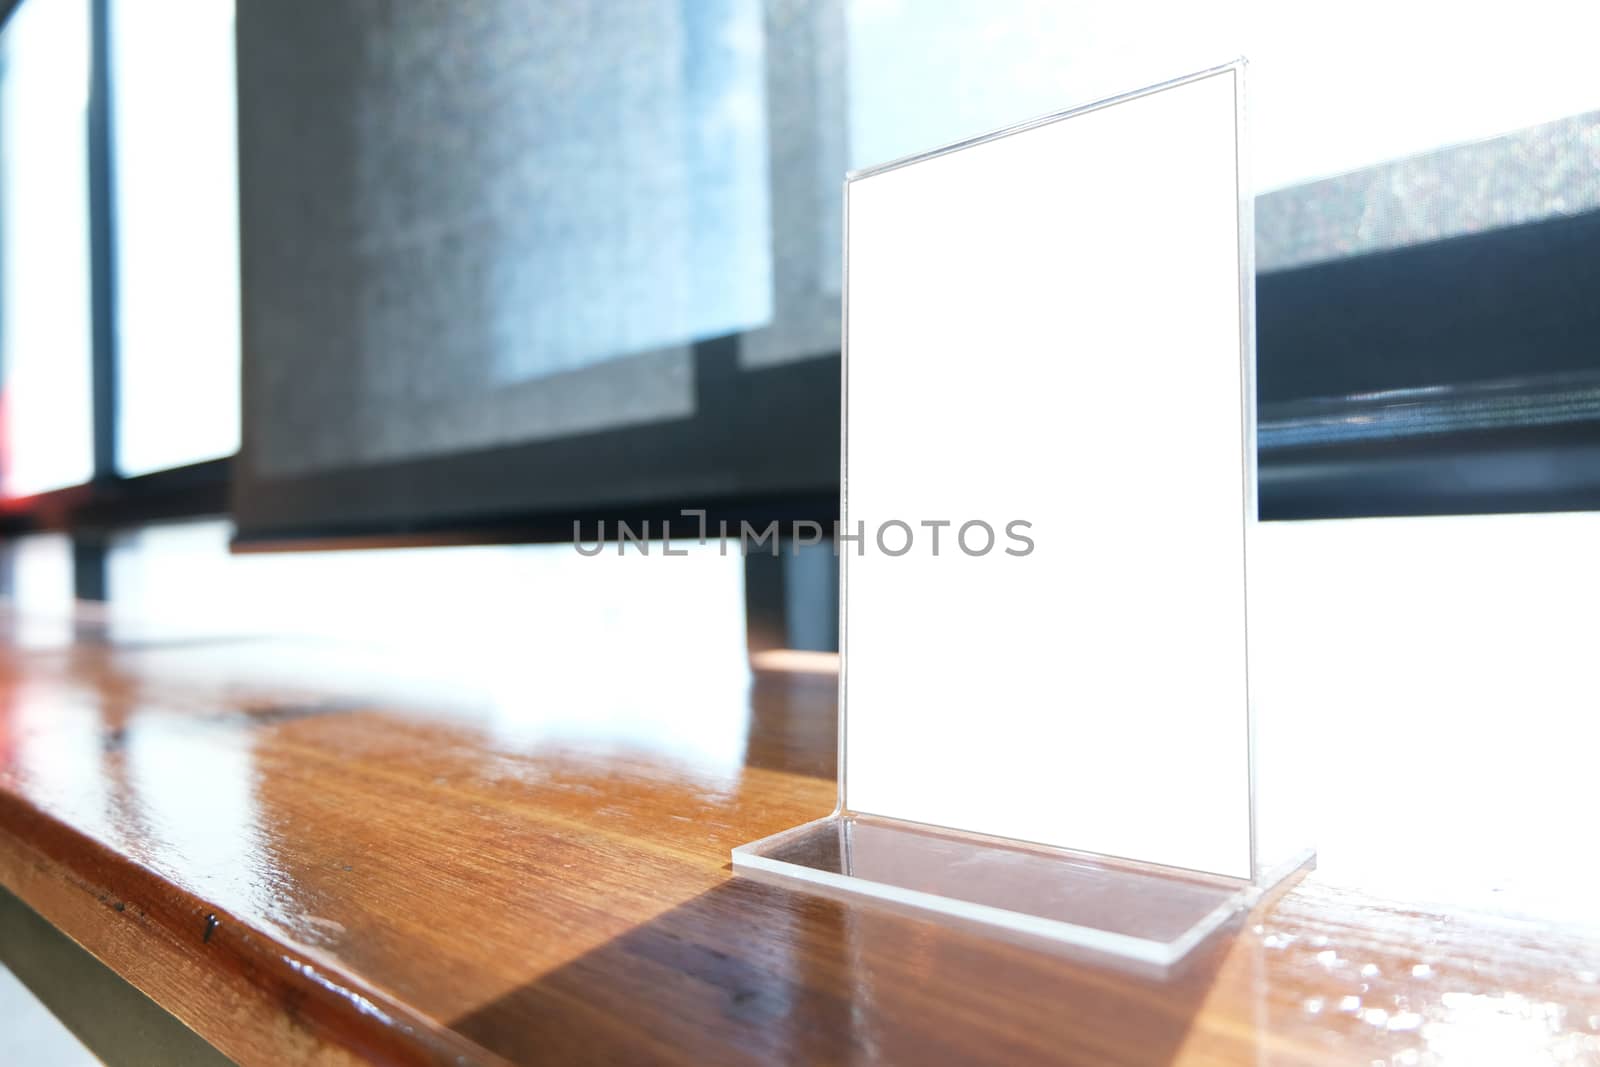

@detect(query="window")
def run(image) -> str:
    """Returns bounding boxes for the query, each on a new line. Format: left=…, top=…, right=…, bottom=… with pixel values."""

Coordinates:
left=846, top=0, right=1600, bottom=192
left=0, top=0, right=94, bottom=498
left=109, top=0, right=241, bottom=476
left=0, top=0, right=1596, bottom=532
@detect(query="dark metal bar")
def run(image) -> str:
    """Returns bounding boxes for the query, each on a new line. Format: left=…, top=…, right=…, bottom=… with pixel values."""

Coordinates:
left=0, top=883, right=233, bottom=1067
left=0, top=458, right=232, bottom=538
left=86, top=0, right=119, bottom=482
left=71, top=532, right=108, bottom=601
left=744, top=542, right=840, bottom=655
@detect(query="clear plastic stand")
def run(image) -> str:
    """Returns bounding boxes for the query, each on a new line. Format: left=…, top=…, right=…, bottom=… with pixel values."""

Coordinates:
left=737, top=816, right=1294, bottom=972
left=735, top=60, right=1312, bottom=972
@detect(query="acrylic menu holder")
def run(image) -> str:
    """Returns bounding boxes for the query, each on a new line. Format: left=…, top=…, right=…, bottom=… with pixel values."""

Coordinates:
left=734, top=60, right=1311, bottom=972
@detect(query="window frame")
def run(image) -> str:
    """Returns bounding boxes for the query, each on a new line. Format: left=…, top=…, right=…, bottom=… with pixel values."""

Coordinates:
left=0, top=0, right=230, bottom=597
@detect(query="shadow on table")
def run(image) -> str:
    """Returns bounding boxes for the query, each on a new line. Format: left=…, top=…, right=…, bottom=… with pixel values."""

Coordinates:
left=450, top=875, right=1239, bottom=1065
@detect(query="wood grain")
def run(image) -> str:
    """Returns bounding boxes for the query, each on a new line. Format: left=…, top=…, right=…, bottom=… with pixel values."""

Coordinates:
left=0, top=620, right=1595, bottom=1065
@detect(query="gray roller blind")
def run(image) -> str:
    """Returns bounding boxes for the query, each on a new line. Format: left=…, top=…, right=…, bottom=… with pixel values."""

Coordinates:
left=234, top=1, right=1600, bottom=539
left=239, top=0, right=806, bottom=479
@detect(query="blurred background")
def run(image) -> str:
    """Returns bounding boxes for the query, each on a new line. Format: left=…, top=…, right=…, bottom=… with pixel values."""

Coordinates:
left=0, top=0, right=1598, bottom=946
left=4, top=0, right=1600, bottom=564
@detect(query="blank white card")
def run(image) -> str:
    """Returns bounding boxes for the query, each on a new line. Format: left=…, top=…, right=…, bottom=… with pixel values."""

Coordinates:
left=843, top=67, right=1253, bottom=879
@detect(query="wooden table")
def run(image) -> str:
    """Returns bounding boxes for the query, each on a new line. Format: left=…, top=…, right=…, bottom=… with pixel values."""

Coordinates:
left=0, top=615, right=1595, bottom=1065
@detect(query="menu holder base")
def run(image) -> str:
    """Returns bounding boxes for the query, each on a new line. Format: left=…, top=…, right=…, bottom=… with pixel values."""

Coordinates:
left=734, top=812, right=1313, bottom=974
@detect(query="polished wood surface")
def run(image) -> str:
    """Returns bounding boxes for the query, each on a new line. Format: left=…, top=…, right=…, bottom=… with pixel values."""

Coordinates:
left=0, top=613, right=1596, bottom=1066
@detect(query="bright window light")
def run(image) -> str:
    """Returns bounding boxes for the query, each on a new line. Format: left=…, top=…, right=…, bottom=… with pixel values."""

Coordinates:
left=847, top=0, right=1600, bottom=192
left=0, top=0, right=94, bottom=497
left=111, top=0, right=240, bottom=475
